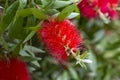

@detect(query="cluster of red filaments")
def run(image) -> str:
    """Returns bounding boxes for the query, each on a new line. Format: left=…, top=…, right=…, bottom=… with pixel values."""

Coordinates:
left=77, top=0, right=119, bottom=19
left=37, top=19, right=82, bottom=63
left=0, top=57, right=30, bottom=80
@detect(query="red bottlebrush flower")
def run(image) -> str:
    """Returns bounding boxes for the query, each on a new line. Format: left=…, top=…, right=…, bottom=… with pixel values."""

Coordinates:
left=0, top=57, right=30, bottom=80
left=77, top=0, right=98, bottom=19
left=77, top=0, right=118, bottom=19
left=98, top=0, right=118, bottom=19
left=37, top=19, right=82, bottom=63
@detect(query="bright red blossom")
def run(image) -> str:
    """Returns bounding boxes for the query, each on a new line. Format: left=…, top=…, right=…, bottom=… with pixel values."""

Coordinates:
left=0, top=57, right=30, bottom=80
left=77, top=0, right=119, bottom=19
left=77, top=0, right=98, bottom=18
left=37, top=19, right=82, bottom=63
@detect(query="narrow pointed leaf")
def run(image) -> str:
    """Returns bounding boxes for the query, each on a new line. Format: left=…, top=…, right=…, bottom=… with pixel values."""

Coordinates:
left=58, top=4, right=76, bottom=21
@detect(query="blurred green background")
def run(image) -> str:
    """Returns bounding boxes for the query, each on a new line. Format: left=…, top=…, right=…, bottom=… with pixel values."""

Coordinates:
left=0, top=0, right=120, bottom=80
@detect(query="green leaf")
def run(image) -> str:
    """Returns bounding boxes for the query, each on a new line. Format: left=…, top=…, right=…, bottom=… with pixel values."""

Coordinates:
left=104, top=49, right=120, bottom=59
left=23, top=23, right=42, bottom=43
left=103, top=65, right=111, bottom=80
left=31, top=8, right=47, bottom=19
left=76, top=50, right=80, bottom=56
left=8, top=16, right=24, bottom=40
left=80, top=53, right=87, bottom=59
left=13, top=41, right=23, bottom=56
left=45, top=0, right=55, bottom=9
left=62, top=71, right=69, bottom=80
left=0, top=1, right=19, bottom=35
left=58, top=4, right=76, bottom=21
left=21, top=51, right=41, bottom=68
left=41, top=0, right=49, bottom=6
left=80, top=61, right=87, bottom=69
left=17, top=8, right=32, bottom=17
left=1, top=0, right=27, bottom=40
left=22, top=49, right=41, bottom=67
left=23, top=56, right=41, bottom=61
left=4, top=0, right=9, bottom=10
left=93, top=30, right=105, bottom=43
left=19, top=0, right=27, bottom=9
left=23, top=30, right=36, bottom=43
left=0, top=36, right=8, bottom=51
left=20, top=50, right=30, bottom=56
left=68, top=67, right=79, bottom=80
left=68, top=12, right=79, bottom=19
left=24, top=45, right=45, bottom=53
left=47, top=9, right=59, bottom=15
left=87, top=52, right=97, bottom=72
left=31, top=60, right=40, bottom=67
left=18, top=8, right=47, bottom=19
left=24, top=26, right=40, bottom=31
left=26, top=16, right=37, bottom=27
left=52, top=0, right=74, bottom=9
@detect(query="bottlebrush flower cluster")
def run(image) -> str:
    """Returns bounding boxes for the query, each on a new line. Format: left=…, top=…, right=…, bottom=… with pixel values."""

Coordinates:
left=0, top=57, right=30, bottom=80
left=37, top=19, right=82, bottom=63
left=77, top=0, right=119, bottom=19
